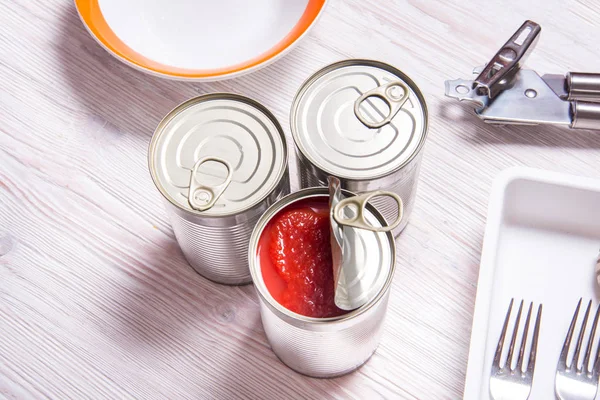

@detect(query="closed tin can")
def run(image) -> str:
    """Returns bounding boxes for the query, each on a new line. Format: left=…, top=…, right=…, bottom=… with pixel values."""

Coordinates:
left=291, top=59, right=428, bottom=235
left=248, top=188, right=396, bottom=377
left=149, top=93, right=289, bottom=285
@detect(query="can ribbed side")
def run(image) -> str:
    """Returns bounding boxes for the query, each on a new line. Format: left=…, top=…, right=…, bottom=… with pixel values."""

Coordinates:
left=260, top=291, right=390, bottom=377
left=298, top=157, right=325, bottom=189
left=165, top=170, right=289, bottom=285
left=169, top=210, right=259, bottom=285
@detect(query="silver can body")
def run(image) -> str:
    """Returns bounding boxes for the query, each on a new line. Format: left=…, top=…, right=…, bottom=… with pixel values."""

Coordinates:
left=292, top=60, right=429, bottom=235
left=150, top=94, right=290, bottom=285
left=164, top=177, right=289, bottom=284
left=248, top=188, right=396, bottom=377
left=258, top=289, right=390, bottom=377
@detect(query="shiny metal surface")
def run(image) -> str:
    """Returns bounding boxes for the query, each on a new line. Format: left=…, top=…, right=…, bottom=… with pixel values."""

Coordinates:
left=248, top=188, right=395, bottom=377
left=444, top=77, right=488, bottom=108
left=445, top=20, right=600, bottom=131
left=490, top=299, right=542, bottom=400
left=187, top=156, right=233, bottom=211
left=555, top=299, right=600, bottom=400
left=333, top=190, right=403, bottom=232
left=292, top=60, right=428, bottom=235
left=298, top=149, right=422, bottom=235
left=328, top=177, right=346, bottom=309
left=447, top=70, right=600, bottom=130
left=474, top=20, right=541, bottom=99
left=446, top=70, right=572, bottom=126
left=167, top=201, right=260, bottom=284
left=150, top=93, right=289, bottom=284
left=150, top=93, right=287, bottom=217
left=596, top=251, right=600, bottom=287
left=353, top=80, right=410, bottom=129
left=572, top=102, right=600, bottom=130
left=479, top=70, right=571, bottom=126
left=258, top=289, right=390, bottom=377
left=542, top=73, right=569, bottom=99
left=328, top=178, right=399, bottom=311
left=568, top=72, right=600, bottom=102
left=166, top=177, right=289, bottom=284
left=292, top=59, right=427, bottom=180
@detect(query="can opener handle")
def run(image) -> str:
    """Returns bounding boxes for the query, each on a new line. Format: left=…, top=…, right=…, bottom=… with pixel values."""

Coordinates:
left=187, top=156, right=233, bottom=211
left=354, top=81, right=410, bottom=129
left=473, top=20, right=541, bottom=99
left=333, top=190, right=404, bottom=232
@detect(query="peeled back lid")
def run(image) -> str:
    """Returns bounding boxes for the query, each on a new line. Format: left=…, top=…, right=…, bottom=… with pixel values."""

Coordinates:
left=149, top=94, right=287, bottom=217
left=292, top=59, right=427, bottom=180
left=328, top=177, right=402, bottom=310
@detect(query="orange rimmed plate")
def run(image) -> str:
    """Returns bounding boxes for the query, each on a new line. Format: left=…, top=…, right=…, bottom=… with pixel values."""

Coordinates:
left=75, top=0, right=327, bottom=81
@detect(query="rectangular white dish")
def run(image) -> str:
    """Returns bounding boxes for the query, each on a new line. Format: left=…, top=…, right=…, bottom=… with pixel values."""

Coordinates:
left=464, top=167, right=600, bottom=400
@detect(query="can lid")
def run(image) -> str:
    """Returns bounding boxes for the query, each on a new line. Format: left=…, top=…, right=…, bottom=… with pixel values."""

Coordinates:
left=328, top=177, right=399, bottom=310
left=291, top=60, right=427, bottom=180
left=149, top=94, right=287, bottom=217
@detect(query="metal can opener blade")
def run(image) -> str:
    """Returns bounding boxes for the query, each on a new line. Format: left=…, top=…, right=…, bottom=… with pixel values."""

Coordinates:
left=445, top=20, right=600, bottom=131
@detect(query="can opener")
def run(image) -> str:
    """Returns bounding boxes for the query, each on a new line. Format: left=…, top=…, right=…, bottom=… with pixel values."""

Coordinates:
left=445, top=20, right=600, bottom=130
left=328, top=177, right=403, bottom=310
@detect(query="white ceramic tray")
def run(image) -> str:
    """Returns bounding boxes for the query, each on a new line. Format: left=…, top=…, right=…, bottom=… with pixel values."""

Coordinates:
left=464, top=167, right=600, bottom=399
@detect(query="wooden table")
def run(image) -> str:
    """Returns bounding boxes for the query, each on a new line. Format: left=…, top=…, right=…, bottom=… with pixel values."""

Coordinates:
left=2, top=1, right=600, bottom=398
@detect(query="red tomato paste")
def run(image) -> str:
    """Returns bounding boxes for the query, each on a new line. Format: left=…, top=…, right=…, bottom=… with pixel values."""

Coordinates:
left=258, top=197, right=348, bottom=318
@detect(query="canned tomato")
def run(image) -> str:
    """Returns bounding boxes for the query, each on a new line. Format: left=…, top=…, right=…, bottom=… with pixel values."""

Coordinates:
left=291, top=59, right=428, bottom=235
left=248, top=188, right=396, bottom=377
left=149, top=93, right=289, bottom=285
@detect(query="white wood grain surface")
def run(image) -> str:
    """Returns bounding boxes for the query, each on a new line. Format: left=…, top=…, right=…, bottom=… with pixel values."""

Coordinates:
left=2, top=1, right=600, bottom=399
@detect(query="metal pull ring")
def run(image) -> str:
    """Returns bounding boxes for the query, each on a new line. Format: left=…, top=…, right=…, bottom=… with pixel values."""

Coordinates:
left=333, top=190, right=403, bottom=232
left=354, top=81, right=410, bottom=129
left=187, top=156, right=233, bottom=211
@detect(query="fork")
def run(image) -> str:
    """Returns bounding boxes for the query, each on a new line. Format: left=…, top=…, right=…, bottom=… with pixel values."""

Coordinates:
left=490, top=299, right=543, bottom=400
left=555, top=299, right=600, bottom=400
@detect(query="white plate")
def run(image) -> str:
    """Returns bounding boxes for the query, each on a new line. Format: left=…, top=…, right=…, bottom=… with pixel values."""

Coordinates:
left=464, top=167, right=600, bottom=399
left=75, top=0, right=327, bottom=80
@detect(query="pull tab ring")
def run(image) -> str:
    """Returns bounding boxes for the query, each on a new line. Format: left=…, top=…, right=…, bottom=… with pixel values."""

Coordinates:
left=333, top=190, right=403, bottom=232
left=354, top=81, right=410, bottom=129
left=188, top=156, right=233, bottom=211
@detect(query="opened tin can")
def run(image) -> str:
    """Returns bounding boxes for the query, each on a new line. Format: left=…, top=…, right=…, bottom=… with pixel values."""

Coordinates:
left=291, top=59, right=428, bottom=235
left=248, top=188, right=396, bottom=377
left=149, top=93, right=289, bottom=285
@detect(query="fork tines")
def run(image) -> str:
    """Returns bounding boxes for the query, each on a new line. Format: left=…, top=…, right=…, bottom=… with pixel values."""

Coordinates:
left=558, top=298, right=600, bottom=375
left=494, top=299, right=543, bottom=373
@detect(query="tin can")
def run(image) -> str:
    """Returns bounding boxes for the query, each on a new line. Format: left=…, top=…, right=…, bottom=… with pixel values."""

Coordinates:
left=291, top=59, right=428, bottom=235
left=248, top=188, right=396, bottom=377
left=149, top=93, right=289, bottom=285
